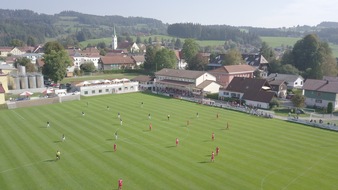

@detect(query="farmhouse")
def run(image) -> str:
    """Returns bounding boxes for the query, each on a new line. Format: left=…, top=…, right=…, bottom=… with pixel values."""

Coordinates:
left=99, top=55, right=136, bottom=70
left=242, top=53, right=269, bottom=78
left=302, top=79, right=338, bottom=110
left=155, top=68, right=220, bottom=97
left=219, top=77, right=275, bottom=109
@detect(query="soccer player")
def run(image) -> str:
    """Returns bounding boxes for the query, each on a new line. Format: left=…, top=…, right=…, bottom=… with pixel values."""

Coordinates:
left=82, top=111, right=85, bottom=116
left=120, top=118, right=123, bottom=126
left=226, top=122, right=230, bottom=130
left=148, top=113, right=151, bottom=119
left=217, top=113, right=219, bottom=119
left=211, top=151, right=215, bottom=162
left=167, top=114, right=170, bottom=120
left=61, top=134, right=65, bottom=142
left=216, top=146, right=220, bottom=155
left=141, top=102, right=144, bottom=108
left=56, top=150, right=61, bottom=160
left=107, top=106, right=110, bottom=110
left=118, top=112, right=120, bottom=119
left=176, top=138, right=179, bottom=146
left=47, top=121, right=50, bottom=128
left=212, top=132, right=215, bottom=141
left=187, top=120, right=190, bottom=126
left=114, top=143, right=117, bottom=152
left=115, top=132, right=118, bottom=140
left=118, top=178, right=123, bottom=190
left=149, top=123, right=152, bottom=131
left=196, top=112, right=199, bottom=118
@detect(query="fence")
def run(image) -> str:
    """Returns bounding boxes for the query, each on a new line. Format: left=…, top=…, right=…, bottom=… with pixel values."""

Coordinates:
left=7, top=94, right=81, bottom=109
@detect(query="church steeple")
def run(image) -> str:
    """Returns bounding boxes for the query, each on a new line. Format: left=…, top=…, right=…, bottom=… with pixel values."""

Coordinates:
left=112, top=26, right=117, bottom=50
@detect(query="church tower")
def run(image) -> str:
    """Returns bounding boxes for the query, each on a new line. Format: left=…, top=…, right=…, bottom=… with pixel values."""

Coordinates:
left=112, top=26, right=118, bottom=50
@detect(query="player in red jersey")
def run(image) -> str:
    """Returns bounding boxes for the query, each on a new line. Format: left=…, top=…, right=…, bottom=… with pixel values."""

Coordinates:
left=114, top=143, right=117, bottom=152
left=216, top=146, right=220, bottom=155
left=176, top=138, right=179, bottom=146
left=211, top=151, right=215, bottom=162
left=149, top=123, right=152, bottom=131
left=118, top=178, right=123, bottom=190
left=212, top=132, right=215, bottom=141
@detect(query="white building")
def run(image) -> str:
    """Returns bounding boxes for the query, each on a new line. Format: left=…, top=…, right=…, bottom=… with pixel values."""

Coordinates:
left=80, top=81, right=138, bottom=96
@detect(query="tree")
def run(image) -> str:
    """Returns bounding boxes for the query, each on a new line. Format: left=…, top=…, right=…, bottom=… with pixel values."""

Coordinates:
left=327, top=102, right=333, bottom=114
left=279, top=64, right=300, bottom=75
left=260, top=42, right=275, bottom=62
left=291, top=94, right=306, bottom=108
left=154, top=48, right=177, bottom=71
left=80, top=62, right=96, bottom=72
left=14, top=57, right=36, bottom=72
left=182, top=38, right=199, bottom=63
left=253, top=69, right=262, bottom=79
left=136, top=36, right=142, bottom=44
left=97, top=42, right=106, bottom=49
left=187, top=53, right=208, bottom=71
left=143, top=46, right=157, bottom=71
left=27, top=36, right=36, bottom=47
left=10, top=39, right=24, bottom=47
left=42, top=41, right=72, bottom=83
left=174, top=38, right=182, bottom=49
left=285, top=34, right=337, bottom=79
left=222, top=49, right=243, bottom=65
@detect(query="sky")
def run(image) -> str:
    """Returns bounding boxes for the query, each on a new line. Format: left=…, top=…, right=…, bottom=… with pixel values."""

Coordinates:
left=2, top=0, right=338, bottom=28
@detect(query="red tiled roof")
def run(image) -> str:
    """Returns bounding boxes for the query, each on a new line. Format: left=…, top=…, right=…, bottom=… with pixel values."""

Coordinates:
left=155, top=68, right=209, bottom=79
left=225, top=77, right=274, bottom=103
left=303, top=79, right=338, bottom=93
left=131, top=55, right=145, bottom=62
left=131, top=75, right=154, bottom=82
left=100, top=55, right=135, bottom=65
left=210, top=64, right=255, bottom=74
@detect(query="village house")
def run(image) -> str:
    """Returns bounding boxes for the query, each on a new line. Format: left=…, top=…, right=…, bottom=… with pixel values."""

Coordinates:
left=208, top=64, right=255, bottom=87
left=242, top=53, right=269, bottom=78
left=131, top=75, right=154, bottom=91
left=154, top=68, right=220, bottom=97
left=303, top=78, right=338, bottom=110
left=99, top=55, right=136, bottom=70
left=267, top=73, right=304, bottom=89
left=267, top=79, right=287, bottom=98
left=219, top=77, right=275, bottom=109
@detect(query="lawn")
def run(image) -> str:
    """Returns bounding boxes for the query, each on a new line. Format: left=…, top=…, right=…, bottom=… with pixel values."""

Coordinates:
left=1, top=93, right=338, bottom=189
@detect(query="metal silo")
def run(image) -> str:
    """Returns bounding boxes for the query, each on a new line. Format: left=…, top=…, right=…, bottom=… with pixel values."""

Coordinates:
left=36, top=74, right=44, bottom=88
left=12, top=76, right=20, bottom=90
left=20, top=75, right=28, bottom=89
left=18, top=65, right=26, bottom=75
left=28, top=75, right=36, bottom=89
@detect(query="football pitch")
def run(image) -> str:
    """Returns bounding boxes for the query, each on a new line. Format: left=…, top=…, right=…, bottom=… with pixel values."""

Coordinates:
left=1, top=93, right=338, bottom=190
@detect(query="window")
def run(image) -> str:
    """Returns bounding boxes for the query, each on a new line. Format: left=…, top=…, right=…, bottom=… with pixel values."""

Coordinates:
left=84, top=91, right=88, bottom=94
left=223, top=92, right=229, bottom=95
left=105, top=89, right=109, bottom=92
left=99, top=90, right=102, bottom=93
left=118, top=88, right=122, bottom=91
left=92, top=90, right=95, bottom=94
left=315, top=99, right=322, bottom=103
left=124, top=87, right=128, bottom=90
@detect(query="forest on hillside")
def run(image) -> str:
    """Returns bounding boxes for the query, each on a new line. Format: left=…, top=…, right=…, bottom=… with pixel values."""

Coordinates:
left=1, top=9, right=338, bottom=47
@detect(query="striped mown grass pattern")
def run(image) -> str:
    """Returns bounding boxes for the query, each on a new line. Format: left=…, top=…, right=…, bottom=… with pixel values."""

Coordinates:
left=1, top=93, right=338, bottom=190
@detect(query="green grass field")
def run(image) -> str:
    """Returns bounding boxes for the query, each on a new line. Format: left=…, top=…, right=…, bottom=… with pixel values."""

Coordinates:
left=1, top=93, right=338, bottom=189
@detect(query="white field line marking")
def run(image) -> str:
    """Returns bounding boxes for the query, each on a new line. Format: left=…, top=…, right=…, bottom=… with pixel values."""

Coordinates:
left=260, top=168, right=294, bottom=190
left=281, top=151, right=333, bottom=190
left=11, top=110, right=25, bottom=120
